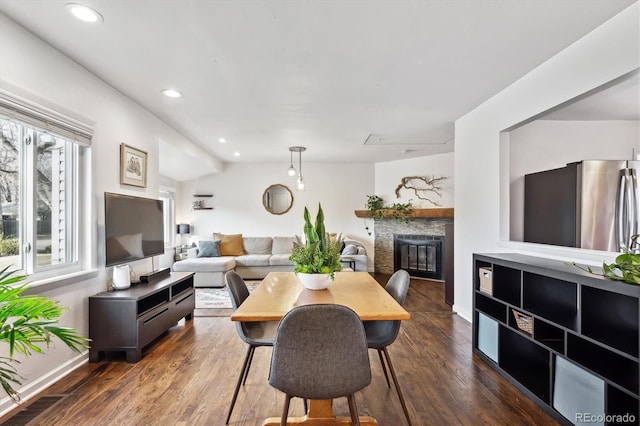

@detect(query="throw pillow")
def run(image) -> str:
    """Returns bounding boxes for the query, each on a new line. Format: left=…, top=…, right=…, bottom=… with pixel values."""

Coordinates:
left=341, top=244, right=358, bottom=255
left=213, top=233, right=245, bottom=256
left=197, top=240, right=220, bottom=257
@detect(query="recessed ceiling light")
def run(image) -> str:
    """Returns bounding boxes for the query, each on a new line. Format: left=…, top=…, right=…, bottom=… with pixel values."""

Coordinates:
left=65, top=3, right=103, bottom=23
left=233, top=152, right=240, bottom=157
left=161, top=89, right=182, bottom=98
left=218, top=138, right=226, bottom=143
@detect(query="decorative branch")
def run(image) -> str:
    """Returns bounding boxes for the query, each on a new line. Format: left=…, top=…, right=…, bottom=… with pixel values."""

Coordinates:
left=395, top=175, right=446, bottom=206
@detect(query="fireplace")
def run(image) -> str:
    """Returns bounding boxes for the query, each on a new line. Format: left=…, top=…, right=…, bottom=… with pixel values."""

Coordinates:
left=393, top=234, right=444, bottom=280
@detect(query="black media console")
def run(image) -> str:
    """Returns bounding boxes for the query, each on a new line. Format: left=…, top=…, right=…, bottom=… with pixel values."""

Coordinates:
left=473, top=253, right=639, bottom=425
left=89, top=271, right=195, bottom=363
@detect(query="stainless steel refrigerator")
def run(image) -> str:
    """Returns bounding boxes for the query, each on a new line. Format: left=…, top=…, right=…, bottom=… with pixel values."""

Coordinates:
left=524, top=160, right=640, bottom=252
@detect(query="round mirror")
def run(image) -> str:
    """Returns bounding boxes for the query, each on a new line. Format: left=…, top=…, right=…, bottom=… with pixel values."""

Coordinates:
left=263, top=184, right=293, bottom=215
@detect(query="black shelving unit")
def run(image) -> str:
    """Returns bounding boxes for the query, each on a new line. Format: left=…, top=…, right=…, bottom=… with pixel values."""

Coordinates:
left=473, top=253, right=640, bottom=426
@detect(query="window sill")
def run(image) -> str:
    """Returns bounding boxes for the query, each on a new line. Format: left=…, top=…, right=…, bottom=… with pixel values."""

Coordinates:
left=24, top=269, right=99, bottom=292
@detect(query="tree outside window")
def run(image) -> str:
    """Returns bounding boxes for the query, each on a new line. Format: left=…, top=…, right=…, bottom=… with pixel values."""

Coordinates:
left=0, top=117, right=78, bottom=274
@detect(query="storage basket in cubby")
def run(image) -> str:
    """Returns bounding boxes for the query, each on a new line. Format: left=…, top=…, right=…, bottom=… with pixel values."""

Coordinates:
left=512, top=309, right=533, bottom=335
left=479, top=267, right=492, bottom=295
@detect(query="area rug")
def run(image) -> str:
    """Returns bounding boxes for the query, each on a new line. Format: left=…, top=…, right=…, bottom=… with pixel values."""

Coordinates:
left=194, top=282, right=258, bottom=317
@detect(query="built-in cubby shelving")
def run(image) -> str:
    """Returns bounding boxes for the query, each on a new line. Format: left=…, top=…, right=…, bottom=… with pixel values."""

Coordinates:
left=473, top=253, right=640, bottom=425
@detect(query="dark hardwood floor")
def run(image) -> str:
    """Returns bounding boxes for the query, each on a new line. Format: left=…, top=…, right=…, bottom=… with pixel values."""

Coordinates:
left=0, top=275, right=558, bottom=425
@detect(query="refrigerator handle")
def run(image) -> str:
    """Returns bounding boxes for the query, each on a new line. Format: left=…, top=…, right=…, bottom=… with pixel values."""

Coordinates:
left=617, top=169, right=630, bottom=252
left=630, top=169, right=639, bottom=253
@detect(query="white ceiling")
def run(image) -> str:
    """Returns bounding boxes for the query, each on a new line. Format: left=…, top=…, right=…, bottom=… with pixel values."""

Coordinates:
left=0, top=0, right=636, bottom=181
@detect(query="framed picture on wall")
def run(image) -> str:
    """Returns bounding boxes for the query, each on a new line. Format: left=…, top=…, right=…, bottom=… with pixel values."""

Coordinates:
left=120, top=143, right=148, bottom=187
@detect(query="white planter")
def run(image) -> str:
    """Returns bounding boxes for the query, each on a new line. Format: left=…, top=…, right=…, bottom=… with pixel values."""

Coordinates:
left=297, top=273, right=333, bottom=290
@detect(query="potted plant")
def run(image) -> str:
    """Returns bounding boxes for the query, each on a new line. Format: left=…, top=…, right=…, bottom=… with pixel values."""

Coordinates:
left=289, top=203, right=343, bottom=290
left=0, top=266, right=89, bottom=402
left=363, top=195, right=414, bottom=235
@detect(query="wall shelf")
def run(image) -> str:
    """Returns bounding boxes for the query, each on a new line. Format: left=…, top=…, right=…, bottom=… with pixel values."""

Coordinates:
left=193, top=194, right=213, bottom=209
left=354, top=208, right=454, bottom=219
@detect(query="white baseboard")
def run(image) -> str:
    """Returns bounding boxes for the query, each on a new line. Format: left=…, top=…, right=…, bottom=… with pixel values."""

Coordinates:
left=0, top=351, right=89, bottom=418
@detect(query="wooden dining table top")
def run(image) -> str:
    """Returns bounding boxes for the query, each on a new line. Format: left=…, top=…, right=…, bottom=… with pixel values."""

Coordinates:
left=230, top=271, right=411, bottom=322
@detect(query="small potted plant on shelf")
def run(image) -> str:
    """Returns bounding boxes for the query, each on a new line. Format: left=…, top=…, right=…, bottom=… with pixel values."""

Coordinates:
left=570, top=235, right=640, bottom=285
left=289, top=203, right=343, bottom=290
left=0, top=266, right=89, bottom=402
left=363, top=194, right=414, bottom=235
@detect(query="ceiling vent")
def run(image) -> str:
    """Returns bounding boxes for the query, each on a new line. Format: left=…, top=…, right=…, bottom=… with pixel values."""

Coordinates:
left=364, top=133, right=454, bottom=146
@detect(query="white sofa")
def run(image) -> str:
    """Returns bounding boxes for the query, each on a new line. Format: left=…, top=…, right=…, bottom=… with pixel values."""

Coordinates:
left=172, top=235, right=368, bottom=287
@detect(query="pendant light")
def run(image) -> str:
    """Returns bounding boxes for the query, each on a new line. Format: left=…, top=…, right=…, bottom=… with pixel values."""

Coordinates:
left=287, top=149, right=297, bottom=177
left=287, top=146, right=306, bottom=191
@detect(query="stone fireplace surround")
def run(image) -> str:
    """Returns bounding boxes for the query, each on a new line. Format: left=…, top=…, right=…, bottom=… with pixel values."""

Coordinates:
left=373, top=217, right=454, bottom=275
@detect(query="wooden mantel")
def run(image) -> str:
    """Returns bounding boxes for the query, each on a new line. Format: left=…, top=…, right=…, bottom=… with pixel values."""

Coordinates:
left=354, top=208, right=454, bottom=219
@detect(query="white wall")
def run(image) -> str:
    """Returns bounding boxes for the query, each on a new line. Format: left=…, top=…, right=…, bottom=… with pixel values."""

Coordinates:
left=454, top=3, right=639, bottom=321
left=0, top=13, right=210, bottom=413
left=178, top=162, right=375, bottom=267
left=509, top=120, right=640, bottom=240
left=374, top=152, right=454, bottom=208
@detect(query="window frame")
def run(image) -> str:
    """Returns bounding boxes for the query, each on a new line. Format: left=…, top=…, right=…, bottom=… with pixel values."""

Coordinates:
left=159, top=187, right=176, bottom=248
left=0, top=87, right=93, bottom=282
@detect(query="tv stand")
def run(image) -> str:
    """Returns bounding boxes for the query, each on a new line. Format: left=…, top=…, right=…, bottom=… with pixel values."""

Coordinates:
left=89, top=272, right=194, bottom=363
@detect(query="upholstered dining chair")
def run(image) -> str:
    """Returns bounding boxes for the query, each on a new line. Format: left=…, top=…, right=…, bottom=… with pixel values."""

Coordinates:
left=268, top=304, right=372, bottom=425
left=225, top=271, right=278, bottom=424
left=364, top=269, right=412, bottom=425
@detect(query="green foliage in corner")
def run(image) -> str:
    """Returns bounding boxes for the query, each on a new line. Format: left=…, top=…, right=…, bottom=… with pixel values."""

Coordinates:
left=289, top=203, right=343, bottom=279
left=0, top=266, right=90, bottom=402
left=602, top=254, right=640, bottom=284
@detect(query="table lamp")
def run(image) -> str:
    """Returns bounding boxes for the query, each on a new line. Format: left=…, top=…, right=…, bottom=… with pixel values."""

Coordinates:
left=177, top=223, right=191, bottom=248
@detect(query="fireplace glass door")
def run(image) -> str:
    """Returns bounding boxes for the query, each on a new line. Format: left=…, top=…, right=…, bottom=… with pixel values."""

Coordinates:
left=394, top=234, right=444, bottom=280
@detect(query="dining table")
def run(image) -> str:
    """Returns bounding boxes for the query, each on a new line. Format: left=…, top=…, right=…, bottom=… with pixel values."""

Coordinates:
left=230, top=271, right=411, bottom=426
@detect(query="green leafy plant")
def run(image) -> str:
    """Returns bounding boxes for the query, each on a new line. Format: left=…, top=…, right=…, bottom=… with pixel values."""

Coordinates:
left=0, top=266, right=90, bottom=402
left=388, top=201, right=414, bottom=219
left=571, top=253, right=640, bottom=285
left=363, top=195, right=414, bottom=235
left=289, top=203, right=343, bottom=279
left=365, top=195, right=385, bottom=219
left=570, top=234, right=640, bottom=285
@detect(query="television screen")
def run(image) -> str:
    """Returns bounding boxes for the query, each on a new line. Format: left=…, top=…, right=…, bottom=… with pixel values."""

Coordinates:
left=105, top=192, right=165, bottom=266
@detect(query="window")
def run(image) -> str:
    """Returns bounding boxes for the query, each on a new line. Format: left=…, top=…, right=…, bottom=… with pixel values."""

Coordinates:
left=159, top=188, right=176, bottom=247
left=0, top=90, right=91, bottom=278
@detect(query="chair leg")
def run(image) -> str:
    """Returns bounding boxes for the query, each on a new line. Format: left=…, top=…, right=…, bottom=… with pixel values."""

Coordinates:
left=377, top=348, right=391, bottom=388
left=346, top=394, right=360, bottom=426
left=281, top=395, right=292, bottom=426
left=382, top=347, right=412, bottom=426
left=226, top=345, right=254, bottom=424
left=242, top=346, right=256, bottom=385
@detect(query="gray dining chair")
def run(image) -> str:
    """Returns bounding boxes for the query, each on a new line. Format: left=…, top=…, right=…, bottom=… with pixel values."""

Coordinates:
left=364, top=269, right=412, bottom=425
left=225, top=271, right=279, bottom=424
left=268, top=304, right=372, bottom=425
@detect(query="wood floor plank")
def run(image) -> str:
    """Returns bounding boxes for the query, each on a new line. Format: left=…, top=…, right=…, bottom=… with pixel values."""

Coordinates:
left=0, top=275, right=558, bottom=425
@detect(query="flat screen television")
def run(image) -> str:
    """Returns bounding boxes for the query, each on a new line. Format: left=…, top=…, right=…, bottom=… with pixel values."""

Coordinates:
left=105, top=192, right=165, bottom=266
